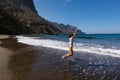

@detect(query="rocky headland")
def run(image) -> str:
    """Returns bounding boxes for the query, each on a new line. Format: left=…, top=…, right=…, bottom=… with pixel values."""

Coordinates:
left=0, top=0, right=85, bottom=34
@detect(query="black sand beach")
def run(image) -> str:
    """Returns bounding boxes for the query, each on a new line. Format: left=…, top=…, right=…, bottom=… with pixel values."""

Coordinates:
left=0, top=35, right=120, bottom=80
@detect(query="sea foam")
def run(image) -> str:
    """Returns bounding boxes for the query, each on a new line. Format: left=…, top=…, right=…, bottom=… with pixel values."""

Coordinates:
left=16, top=36, right=120, bottom=58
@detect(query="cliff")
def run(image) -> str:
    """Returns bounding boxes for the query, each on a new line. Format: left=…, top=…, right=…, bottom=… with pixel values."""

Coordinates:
left=0, top=9, right=34, bottom=34
left=0, top=0, right=84, bottom=34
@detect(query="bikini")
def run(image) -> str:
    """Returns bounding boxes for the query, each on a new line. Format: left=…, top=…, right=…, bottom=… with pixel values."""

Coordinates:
left=68, top=37, right=73, bottom=50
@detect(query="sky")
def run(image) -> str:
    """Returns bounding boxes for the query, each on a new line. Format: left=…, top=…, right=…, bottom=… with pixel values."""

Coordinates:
left=33, top=0, right=120, bottom=34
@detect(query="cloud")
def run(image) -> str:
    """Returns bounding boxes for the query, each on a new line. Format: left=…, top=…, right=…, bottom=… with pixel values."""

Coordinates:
left=43, top=16, right=48, bottom=20
left=66, top=0, right=72, bottom=2
left=62, top=0, right=72, bottom=6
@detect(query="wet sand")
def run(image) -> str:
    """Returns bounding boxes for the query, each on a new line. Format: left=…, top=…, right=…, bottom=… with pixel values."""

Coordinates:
left=0, top=35, right=120, bottom=80
left=0, top=35, right=13, bottom=80
left=0, top=47, right=13, bottom=80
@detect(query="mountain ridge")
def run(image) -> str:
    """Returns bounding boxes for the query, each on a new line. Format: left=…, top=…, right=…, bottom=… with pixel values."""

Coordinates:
left=0, top=0, right=85, bottom=34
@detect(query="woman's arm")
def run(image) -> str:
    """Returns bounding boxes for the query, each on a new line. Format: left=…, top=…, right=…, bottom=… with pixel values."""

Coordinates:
left=72, top=28, right=78, bottom=38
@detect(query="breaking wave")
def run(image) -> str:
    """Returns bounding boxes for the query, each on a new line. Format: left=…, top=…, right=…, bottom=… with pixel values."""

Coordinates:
left=16, top=36, right=120, bottom=58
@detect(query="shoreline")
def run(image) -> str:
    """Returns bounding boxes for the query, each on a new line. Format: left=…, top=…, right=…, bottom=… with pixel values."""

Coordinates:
left=0, top=35, right=120, bottom=80
left=0, top=35, right=10, bottom=39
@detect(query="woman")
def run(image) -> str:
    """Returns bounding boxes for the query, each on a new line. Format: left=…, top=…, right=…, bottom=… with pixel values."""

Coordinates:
left=62, top=28, right=78, bottom=59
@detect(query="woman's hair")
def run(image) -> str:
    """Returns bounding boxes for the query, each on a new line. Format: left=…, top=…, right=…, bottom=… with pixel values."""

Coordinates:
left=68, top=34, right=73, bottom=38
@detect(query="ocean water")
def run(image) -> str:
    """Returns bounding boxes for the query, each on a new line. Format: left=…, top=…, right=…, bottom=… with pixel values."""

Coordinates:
left=16, top=34, right=120, bottom=58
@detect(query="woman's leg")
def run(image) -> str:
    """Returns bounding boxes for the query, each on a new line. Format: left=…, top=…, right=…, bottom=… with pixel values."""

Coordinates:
left=62, top=47, right=73, bottom=58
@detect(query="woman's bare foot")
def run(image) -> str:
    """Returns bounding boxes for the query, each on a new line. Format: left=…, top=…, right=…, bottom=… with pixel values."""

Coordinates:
left=61, top=56, right=65, bottom=59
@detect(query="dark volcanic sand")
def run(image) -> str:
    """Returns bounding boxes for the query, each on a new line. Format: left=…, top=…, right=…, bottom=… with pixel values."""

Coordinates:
left=0, top=36, right=120, bottom=80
